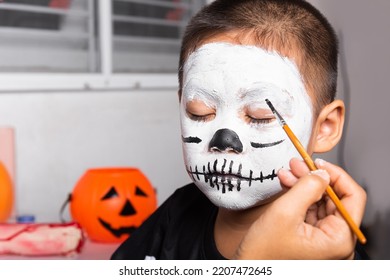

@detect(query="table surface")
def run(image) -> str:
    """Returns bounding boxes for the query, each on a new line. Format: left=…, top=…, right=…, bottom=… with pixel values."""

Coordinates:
left=0, top=239, right=120, bottom=260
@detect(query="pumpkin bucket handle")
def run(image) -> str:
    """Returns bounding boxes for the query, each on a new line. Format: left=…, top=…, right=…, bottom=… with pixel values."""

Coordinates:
left=59, top=193, right=72, bottom=223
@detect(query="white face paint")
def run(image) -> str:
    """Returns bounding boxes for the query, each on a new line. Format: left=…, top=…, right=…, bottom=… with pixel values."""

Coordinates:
left=180, top=42, right=313, bottom=210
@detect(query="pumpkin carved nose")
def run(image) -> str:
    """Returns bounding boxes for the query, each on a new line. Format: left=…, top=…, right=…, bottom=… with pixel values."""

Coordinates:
left=120, top=199, right=136, bottom=216
left=209, top=128, right=243, bottom=153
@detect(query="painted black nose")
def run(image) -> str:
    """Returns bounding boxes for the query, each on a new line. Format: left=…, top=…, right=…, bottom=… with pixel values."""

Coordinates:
left=209, top=128, right=243, bottom=153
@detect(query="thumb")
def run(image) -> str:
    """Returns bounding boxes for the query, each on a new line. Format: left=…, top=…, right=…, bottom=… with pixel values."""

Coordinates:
left=274, top=169, right=330, bottom=220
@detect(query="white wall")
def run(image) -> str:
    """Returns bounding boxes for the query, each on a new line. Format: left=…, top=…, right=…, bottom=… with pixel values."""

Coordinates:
left=0, top=89, right=190, bottom=222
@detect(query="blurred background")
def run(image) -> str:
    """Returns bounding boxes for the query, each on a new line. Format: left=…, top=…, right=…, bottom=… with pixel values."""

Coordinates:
left=0, top=0, right=388, bottom=259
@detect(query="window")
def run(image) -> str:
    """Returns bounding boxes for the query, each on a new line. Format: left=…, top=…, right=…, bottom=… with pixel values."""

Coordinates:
left=0, top=0, right=205, bottom=91
left=0, top=0, right=95, bottom=73
left=112, top=0, right=202, bottom=73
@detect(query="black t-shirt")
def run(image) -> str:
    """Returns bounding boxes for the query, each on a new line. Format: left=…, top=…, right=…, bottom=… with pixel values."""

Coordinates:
left=111, top=183, right=223, bottom=259
left=110, top=183, right=369, bottom=260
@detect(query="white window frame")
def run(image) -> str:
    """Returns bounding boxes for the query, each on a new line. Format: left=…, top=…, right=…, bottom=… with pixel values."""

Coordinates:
left=0, top=0, right=192, bottom=92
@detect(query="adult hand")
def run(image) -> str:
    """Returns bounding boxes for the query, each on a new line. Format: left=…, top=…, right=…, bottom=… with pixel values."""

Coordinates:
left=234, top=158, right=366, bottom=259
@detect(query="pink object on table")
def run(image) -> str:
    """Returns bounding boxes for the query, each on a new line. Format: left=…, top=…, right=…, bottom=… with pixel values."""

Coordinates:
left=0, top=222, right=84, bottom=256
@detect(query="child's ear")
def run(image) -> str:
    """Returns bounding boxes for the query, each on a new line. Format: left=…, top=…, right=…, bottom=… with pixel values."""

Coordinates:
left=312, top=100, right=345, bottom=153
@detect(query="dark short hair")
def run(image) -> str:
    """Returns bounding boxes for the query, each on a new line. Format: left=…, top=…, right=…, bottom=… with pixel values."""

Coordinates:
left=178, top=0, right=338, bottom=114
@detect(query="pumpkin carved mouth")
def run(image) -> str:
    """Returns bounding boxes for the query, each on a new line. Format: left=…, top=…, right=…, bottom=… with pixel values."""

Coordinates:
left=98, top=218, right=138, bottom=238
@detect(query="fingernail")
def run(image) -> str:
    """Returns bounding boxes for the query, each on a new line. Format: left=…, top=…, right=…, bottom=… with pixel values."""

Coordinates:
left=310, top=169, right=330, bottom=181
left=314, top=158, right=326, bottom=168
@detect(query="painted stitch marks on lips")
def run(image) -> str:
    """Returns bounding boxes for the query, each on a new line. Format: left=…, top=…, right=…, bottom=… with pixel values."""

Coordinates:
left=186, top=159, right=277, bottom=194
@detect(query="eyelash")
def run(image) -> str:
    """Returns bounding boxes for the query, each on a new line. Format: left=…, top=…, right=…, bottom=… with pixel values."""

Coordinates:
left=187, top=112, right=215, bottom=122
left=246, top=116, right=275, bottom=125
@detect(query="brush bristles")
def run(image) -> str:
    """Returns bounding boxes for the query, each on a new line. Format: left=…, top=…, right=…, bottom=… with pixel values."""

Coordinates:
left=265, top=99, right=286, bottom=126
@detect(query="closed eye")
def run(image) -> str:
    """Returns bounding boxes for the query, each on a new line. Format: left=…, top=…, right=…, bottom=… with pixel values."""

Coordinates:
left=246, top=115, right=275, bottom=125
left=244, top=106, right=276, bottom=126
left=185, top=99, right=216, bottom=122
left=186, top=111, right=215, bottom=122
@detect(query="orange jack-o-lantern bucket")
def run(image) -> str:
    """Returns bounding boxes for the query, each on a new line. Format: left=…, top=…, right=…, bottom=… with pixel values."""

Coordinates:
left=70, top=168, right=157, bottom=243
left=0, top=162, right=13, bottom=222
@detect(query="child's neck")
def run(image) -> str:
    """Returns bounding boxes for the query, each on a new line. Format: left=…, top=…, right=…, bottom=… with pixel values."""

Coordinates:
left=214, top=198, right=278, bottom=259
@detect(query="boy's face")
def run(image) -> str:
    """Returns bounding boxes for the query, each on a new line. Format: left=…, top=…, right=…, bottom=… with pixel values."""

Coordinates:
left=180, top=42, right=313, bottom=210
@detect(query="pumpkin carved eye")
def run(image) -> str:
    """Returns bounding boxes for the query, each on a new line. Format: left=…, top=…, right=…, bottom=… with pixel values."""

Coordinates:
left=101, top=186, right=118, bottom=200
left=135, top=186, right=147, bottom=197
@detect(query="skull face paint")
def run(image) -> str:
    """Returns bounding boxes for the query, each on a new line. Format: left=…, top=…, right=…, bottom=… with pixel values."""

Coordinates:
left=180, top=43, right=313, bottom=210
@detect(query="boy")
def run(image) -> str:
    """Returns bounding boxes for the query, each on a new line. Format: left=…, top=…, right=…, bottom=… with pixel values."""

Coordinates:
left=111, top=0, right=367, bottom=259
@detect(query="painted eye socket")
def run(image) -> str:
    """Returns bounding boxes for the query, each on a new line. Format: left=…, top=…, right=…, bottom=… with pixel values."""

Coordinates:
left=185, top=100, right=215, bottom=122
left=101, top=186, right=119, bottom=200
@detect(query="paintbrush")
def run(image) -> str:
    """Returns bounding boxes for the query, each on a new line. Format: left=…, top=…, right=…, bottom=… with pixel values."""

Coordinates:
left=265, top=99, right=367, bottom=245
